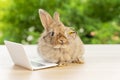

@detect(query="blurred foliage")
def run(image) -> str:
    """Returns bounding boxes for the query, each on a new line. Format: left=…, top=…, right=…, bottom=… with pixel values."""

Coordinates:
left=0, top=0, right=120, bottom=44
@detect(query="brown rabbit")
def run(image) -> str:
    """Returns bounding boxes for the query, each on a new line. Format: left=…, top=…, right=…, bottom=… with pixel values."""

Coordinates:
left=37, top=9, right=84, bottom=66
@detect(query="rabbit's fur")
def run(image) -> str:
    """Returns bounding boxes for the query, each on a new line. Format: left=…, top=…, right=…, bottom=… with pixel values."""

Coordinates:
left=38, top=9, right=84, bottom=66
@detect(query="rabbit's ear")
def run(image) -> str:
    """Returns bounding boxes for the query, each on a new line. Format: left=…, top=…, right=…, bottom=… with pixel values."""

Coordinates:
left=53, top=12, right=60, bottom=22
left=39, top=9, right=53, bottom=30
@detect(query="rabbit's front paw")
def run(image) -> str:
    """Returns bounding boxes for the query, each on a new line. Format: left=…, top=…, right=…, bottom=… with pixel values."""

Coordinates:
left=57, top=61, right=69, bottom=67
left=72, top=57, right=84, bottom=64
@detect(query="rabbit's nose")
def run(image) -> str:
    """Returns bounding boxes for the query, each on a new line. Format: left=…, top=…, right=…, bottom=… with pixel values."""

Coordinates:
left=60, top=40, right=63, bottom=44
left=58, top=39, right=68, bottom=45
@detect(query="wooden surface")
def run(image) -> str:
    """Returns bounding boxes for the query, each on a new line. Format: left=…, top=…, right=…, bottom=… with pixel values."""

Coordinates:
left=0, top=45, right=120, bottom=80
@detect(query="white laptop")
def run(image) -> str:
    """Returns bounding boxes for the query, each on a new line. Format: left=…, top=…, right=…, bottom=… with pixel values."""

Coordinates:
left=4, top=41, right=58, bottom=70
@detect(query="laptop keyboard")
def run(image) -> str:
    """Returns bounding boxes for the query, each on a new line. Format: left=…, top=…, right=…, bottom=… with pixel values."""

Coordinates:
left=31, top=61, right=45, bottom=67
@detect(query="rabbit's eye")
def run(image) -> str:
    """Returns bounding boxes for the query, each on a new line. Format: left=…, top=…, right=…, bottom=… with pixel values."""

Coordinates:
left=50, top=32, right=54, bottom=36
left=69, top=31, right=76, bottom=35
left=68, top=31, right=76, bottom=39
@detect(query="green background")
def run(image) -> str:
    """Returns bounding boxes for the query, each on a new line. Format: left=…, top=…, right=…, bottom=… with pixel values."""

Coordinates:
left=0, top=0, right=120, bottom=44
